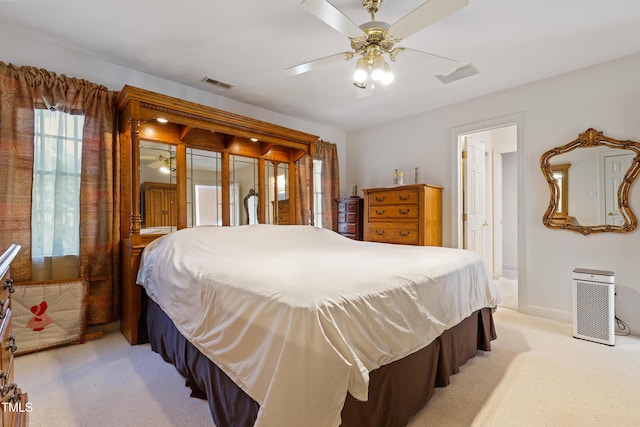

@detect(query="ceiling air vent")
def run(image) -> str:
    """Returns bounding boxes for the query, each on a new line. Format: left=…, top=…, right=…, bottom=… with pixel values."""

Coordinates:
left=436, top=64, right=479, bottom=84
left=201, top=76, right=234, bottom=90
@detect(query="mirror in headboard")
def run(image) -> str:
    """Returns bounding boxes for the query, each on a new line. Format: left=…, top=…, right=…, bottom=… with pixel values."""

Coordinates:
left=540, top=128, right=640, bottom=234
left=230, top=155, right=259, bottom=225
left=244, top=189, right=258, bottom=225
left=265, top=162, right=290, bottom=224
left=139, top=141, right=177, bottom=234
left=186, top=147, right=223, bottom=227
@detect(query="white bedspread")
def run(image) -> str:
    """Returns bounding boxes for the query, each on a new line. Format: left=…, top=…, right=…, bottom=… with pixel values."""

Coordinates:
left=137, top=225, right=500, bottom=427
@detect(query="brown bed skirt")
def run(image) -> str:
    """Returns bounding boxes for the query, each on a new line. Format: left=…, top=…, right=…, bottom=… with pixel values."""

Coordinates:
left=146, top=298, right=496, bottom=427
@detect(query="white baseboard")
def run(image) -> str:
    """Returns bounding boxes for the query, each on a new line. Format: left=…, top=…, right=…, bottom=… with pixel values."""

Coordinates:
left=521, top=304, right=572, bottom=324
left=502, top=265, right=518, bottom=280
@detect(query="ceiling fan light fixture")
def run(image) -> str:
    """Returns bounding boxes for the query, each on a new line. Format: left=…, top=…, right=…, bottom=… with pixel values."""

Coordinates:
left=370, top=54, right=385, bottom=82
left=159, top=165, right=171, bottom=174
left=353, top=57, right=369, bottom=84
left=381, top=62, right=394, bottom=85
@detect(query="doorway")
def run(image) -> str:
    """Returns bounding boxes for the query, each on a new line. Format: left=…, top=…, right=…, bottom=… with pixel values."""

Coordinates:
left=457, top=123, right=518, bottom=309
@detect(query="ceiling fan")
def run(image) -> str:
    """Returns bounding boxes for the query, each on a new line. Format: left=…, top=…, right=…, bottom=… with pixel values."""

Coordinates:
left=146, top=154, right=176, bottom=174
left=286, top=0, right=468, bottom=91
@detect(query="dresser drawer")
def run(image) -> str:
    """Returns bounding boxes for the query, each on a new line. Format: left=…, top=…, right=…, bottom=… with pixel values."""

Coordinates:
left=2, top=388, right=28, bottom=427
left=339, top=213, right=359, bottom=223
left=0, top=310, right=14, bottom=374
left=366, top=222, right=419, bottom=245
left=338, top=199, right=360, bottom=213
left=368, top=189, right=419, bottom=206
left=345, top=213, right=358, bottom=223
left=338, top=223, right=357, bottom=235
left=369, top=204, right=418, bottom=220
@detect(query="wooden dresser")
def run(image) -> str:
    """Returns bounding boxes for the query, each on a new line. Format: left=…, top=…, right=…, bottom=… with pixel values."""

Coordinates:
left=363, top=184, right=442, bottom=246
left=337, top=197, right=364, bottom=240
left=0, top=245, right=29, bottom=426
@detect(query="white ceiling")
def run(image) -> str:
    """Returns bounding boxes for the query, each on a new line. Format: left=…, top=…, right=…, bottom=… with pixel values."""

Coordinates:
left=2, top=0, right=640, bottom=131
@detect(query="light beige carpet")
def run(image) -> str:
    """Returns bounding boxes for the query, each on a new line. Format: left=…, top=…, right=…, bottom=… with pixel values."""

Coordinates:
left=16, top=308, right=640, bottom=427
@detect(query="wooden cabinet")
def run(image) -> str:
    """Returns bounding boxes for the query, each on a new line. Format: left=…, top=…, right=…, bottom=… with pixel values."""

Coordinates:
left=141, top=182, right=176, bottom=227
left=363, top=184, right=442, bottom=246
left=337, top=197, right=364, bottom=240
left=0, top=245, right=29, bottom=426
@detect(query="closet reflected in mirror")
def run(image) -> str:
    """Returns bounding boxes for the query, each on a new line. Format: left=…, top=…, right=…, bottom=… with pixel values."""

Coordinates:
left=139, top=141, right=177, bottom=234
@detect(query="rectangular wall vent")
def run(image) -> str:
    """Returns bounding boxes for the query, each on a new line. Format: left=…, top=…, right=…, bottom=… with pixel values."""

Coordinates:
left=201, top=76, right=234, bottom=90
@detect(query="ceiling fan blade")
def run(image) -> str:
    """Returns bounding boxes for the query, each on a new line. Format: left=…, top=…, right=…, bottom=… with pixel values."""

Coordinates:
left=400, top=47, right=459, bottom=64
left=301, top=0, right=364, bottom=38
left=148, top=159, right=164, bottom=168
left=285, top=52, right=354, bottom=76
left=390, top=0, right=469, bottom=41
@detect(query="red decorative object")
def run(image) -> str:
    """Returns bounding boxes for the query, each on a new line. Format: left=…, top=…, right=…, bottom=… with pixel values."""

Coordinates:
left=27, top=301, right=52, bottom=332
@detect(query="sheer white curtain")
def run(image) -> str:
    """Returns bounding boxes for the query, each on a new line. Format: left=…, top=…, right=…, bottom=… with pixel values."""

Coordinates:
left=31, top=109, right=84, bottom=281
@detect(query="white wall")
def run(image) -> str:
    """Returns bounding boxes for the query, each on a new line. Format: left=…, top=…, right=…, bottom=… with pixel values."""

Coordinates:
left=347, top=52, right=640, bottom=334
left=0, top=23, right=348, bottom=197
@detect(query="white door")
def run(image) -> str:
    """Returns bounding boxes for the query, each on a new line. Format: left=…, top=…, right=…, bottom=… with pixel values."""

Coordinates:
left=464, top=137, right=487, bottom=258
left=604, top=153, right=634, bottom=225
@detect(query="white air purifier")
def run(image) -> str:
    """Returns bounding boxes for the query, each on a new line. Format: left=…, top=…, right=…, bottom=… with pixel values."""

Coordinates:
left=572, top=268, right=615, bottom=346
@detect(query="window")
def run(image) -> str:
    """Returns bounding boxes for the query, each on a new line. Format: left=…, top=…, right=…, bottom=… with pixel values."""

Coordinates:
left=31, top=109, right=84, bottom=259
left=313, top=159, right=322, bottom=227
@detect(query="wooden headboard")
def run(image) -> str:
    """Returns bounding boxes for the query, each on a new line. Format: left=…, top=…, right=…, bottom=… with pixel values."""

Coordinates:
left=116, top=85, right=319, bottom=344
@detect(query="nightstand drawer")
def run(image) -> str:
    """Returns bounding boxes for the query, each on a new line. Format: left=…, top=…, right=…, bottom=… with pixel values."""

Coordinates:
left=338, top=223, right=357, bottom=235
left=338, top=200, right=360, bottom=212
left=339, top=213, right=359, bottom=223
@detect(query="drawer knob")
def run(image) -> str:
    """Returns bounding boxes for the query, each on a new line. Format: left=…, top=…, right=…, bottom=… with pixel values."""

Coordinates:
left=0, top=383, right=15, bottom=398
left=374, top=230, right=385, bottom=236
left=375, top=209, right=385, bottom=215
left=8, top=390, right=22, bottom=403
left=398, top=208, right=410, bottom=215
left=398, top=195, right=410, bottom=201
left=374, top=196, right=386, bottom=202
left=6, top=335, right=17, bottom=354
left=3, top=278, right=14, bottom=294
left=399, top=231, right=410, bottom=237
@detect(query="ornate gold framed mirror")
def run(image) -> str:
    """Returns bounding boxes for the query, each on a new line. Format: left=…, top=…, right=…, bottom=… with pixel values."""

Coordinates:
left=540, top=128, right=640, bottom=234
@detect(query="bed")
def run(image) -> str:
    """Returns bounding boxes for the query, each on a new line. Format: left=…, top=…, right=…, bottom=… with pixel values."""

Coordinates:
left=136, top=224, right=501, bottom=427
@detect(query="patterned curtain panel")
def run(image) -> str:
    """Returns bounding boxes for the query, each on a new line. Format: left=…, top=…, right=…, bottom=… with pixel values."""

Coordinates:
left=0, top=62, right=120, bottom=324
left=316, top=140, right=340, bottom=231
left=0, top=63, right=36, bottom=281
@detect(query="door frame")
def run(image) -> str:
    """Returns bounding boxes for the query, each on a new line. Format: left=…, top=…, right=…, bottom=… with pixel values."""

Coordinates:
left=450, top=113, right=527, bottom=311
